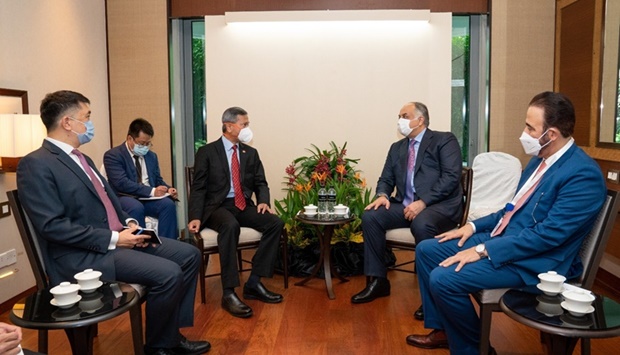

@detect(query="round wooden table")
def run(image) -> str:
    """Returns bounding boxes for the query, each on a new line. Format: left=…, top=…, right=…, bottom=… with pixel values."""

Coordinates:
left=500, top=288, right=620, bottom=354
left=294, top=212, right=355, bottom=299
left=11, top=282, right=139, bottom=355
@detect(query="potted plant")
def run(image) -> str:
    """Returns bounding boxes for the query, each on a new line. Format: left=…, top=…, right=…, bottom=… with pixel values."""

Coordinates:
left=274, top=142, right=373, bottom=276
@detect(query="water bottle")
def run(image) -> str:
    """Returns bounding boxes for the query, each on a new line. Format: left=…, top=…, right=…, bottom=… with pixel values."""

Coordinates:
left=318, top=187, right=327, bottom=214
left=327, top=187, right=336, bottom=214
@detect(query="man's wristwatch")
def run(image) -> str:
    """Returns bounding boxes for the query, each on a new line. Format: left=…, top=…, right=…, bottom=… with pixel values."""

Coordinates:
left=475, top=243, right=487, bottom=259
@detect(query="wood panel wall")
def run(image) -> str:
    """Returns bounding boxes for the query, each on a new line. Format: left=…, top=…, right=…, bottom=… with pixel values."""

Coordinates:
left=106, top=0, right=173, bottom=183
left=170, top=0, right=489, bottom=18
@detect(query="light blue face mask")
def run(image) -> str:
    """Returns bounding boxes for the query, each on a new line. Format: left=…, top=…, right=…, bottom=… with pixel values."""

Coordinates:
left=70, top=117, right=95, bottom=144
left=133, top=144, right=150, bottom=156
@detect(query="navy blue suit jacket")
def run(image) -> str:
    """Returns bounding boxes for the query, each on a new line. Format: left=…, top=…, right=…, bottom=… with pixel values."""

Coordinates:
left=376, top=129, right=463, bottom=223
left=17, top=140, right=131, bottom=285
left=474, top=143, right=606, bottom=285
left=103, top=143, right=169, bottom=198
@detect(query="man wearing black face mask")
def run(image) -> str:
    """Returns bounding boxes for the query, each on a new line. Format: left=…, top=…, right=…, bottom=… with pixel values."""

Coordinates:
left=351, top=101, right=463, bottom=305
left=17, top=90, right=210, bottom=355
left=406, top=92, right=606, bottom=354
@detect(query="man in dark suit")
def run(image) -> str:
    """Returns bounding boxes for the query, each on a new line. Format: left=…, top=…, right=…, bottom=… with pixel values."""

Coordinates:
left=406, top=92, right=606, bottom=354
left=103, top=118, right=179, bottom=239
left=351, top=102, right=463, bottom=305
left=17, top=90, right=210, bottom=355
left=188, top=106, right=284, bottom=318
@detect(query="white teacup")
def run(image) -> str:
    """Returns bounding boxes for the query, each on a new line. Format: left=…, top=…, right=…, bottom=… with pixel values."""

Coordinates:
left=50, top=281, right=81, bottom=305
left=562, top=289, right=595, bottom=313
left=333, top=204, right=349, bottom=215
left=74, top=268, right=102, bottom=292
left=304, top=204, right=318, bottom=215
left=538, top=271, right=566, bottom=294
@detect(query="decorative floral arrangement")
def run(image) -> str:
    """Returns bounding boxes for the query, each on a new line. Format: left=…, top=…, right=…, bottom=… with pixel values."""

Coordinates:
left=274, top=142, right=373, bottom=247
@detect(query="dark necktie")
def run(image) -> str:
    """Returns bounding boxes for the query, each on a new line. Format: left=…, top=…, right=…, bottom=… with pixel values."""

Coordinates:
left=72, top=149, right=124, bottom=231
left=134, top=155, right=143, bottom=184
left=231, top=145, right=246, bottom=210
left=403, top=140, right=417, bottom=206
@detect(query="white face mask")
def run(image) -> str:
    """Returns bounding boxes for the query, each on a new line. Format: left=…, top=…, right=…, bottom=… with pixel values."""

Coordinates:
left=238, top=127, right=253, bottom=143
left=397, top=117, right=421, bottom=137
left=519, top=129, right=552, bottom=156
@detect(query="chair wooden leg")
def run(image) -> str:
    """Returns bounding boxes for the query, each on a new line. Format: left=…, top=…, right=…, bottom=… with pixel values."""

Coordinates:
left=479, top=304, right=493, bottom=355
left=129, top=302, right=145, bottom=355
left=282, top=233, right=289, bottom=289
left=200, top=254, right=207, bottom=304
left=237, top=250, right=244, bottom=272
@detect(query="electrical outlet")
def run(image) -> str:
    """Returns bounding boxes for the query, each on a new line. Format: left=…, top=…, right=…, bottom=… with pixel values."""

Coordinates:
left=0, top=249, right=17, bottom=268
left=607, top=170, right=620, bottom=184
left=0, top=201, right=10, bottom=218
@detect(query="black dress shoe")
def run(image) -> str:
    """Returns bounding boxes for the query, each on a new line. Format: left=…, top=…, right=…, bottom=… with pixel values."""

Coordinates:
left=243, top=282, right=283, bottom=303
left=351, top=277, right=390, bottom=304
left=172, top=335, right=211, bottom=354
left=144, top=336, right=211, bottom=355
left=222, top=292, right=253, bottom=318
left=414, top=304, right=424, bottom=320
left=144, top=347, right=175, bottom=355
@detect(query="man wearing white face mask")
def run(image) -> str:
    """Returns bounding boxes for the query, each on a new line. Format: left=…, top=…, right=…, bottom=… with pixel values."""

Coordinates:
left=406, top=92, right=606, bottom=354
left=188, top=106, right=284, bottom=318
left=104, top=118, right=179, bottom=239
left=351, top=102, right=463, bottom=305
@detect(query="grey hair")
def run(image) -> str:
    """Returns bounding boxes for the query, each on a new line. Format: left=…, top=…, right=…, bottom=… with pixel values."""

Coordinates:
left=221, top=106, right=248, bottom=132
left=409, top=101, right=430, bottom=127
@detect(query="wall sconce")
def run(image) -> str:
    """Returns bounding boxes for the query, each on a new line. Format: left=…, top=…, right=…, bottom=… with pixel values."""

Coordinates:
left=0, top=114, right=46, bottom=173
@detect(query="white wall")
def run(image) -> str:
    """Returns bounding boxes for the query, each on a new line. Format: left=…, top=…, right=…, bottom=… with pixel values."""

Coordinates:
left=205, top=11, right=452, bottom=202
left=0, top=0, right=109, bottom=305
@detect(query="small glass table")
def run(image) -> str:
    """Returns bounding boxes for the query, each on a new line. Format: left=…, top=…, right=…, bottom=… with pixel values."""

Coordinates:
left=500, top=287, right=620, bottom=354
left=10, top=282, right=139, bottom=355
left=294, top=213, right=355, bottom=299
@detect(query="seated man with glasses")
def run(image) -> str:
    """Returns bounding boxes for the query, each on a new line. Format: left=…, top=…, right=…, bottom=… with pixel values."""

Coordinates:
left=104, top=118, right=179, bottom=239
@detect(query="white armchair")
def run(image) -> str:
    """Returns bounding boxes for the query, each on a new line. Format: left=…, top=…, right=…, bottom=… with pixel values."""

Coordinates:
left=467, top=152, right=522, bottom=222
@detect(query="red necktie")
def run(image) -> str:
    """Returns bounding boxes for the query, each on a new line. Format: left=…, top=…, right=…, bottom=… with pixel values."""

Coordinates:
left=231, top=145, right=246, bottom=210
left=492, top=161, right=547, bottom=237
left=72, top=149, right=124, bottom=231
left=403, top=140, right=417, bottom=206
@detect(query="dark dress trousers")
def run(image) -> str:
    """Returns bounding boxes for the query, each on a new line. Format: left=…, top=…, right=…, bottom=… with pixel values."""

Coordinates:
left=17, top=140, right=200, bottom=349
left=188, top=137, right=283, bottom=290
left=104, top=143, right=178, bottom=239
left=362, top=129, right=463, bottom=277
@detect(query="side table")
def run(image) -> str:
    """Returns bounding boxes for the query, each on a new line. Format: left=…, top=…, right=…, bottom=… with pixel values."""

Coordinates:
left=10, top=282, right=140, bottom=355
left=295, top=213, right=355, bottom=299
left=500, top=288, right=620, bottom=355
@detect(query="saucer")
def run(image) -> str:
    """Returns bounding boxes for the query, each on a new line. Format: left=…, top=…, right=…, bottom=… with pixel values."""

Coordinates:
left=51, top=295, right=82, bottom=309
left=79, top=280, right=103, bottom=293
left=561, top=301, right=595, bottom=317
left=303, top=212, right=318, bottom=217
left=537, top=283, right=563, bottom=296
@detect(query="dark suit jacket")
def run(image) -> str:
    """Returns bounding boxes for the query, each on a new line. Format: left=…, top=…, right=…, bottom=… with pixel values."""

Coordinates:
left=103, top=143, right=169, bottom=198
left=17, top=140, right=131, bottom=285
left=376, top=128, right=463, bottom=223
left=474, top=144, right=606, bottom=285
left=188, top=137, right=270, bottom=227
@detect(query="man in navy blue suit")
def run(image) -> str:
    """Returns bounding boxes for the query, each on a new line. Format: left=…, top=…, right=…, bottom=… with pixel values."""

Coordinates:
left=406, top=92, right=606, bottom=354
left=17, top=90, right=209, bottom=355
left=351, top=102, right=463, bottom=305
left=104, top=118, right=179, bottom=239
